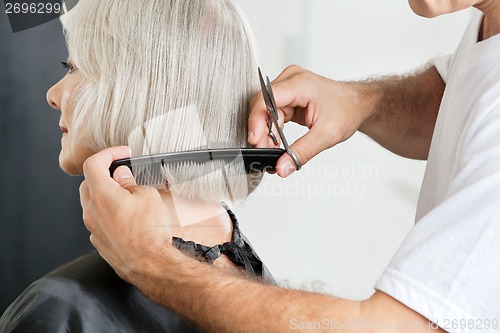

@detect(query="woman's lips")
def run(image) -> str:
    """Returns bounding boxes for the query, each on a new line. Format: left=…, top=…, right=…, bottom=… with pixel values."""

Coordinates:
left=59, top=126, right=68, bottom=135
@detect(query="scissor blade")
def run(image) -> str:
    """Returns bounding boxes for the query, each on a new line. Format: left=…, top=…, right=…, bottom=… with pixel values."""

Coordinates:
left=266, top=76, right=281, bottom=123
left=255, top=68, right=303, bottom=171
left=266, top=76, right=278, bottom=111
left=258, top=68, right=274, bottom=113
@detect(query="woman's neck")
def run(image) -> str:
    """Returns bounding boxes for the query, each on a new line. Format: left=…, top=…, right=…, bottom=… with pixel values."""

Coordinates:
left=159, top=190, right=228, bottom=226
left=158, top=190, right=233, bottom=247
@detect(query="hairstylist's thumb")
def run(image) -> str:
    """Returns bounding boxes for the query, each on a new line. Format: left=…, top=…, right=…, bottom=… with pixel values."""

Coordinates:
left=112, top=166, right=137, bottom=190
left=276, top=125, right=331, bottom=178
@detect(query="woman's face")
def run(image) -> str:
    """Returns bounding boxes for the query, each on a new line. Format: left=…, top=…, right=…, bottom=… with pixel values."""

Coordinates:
left=46, top=60, right=95, bottom=175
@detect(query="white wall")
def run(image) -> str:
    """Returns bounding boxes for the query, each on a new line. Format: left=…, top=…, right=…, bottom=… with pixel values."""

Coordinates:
left=234, top=0, right=473, bottom=299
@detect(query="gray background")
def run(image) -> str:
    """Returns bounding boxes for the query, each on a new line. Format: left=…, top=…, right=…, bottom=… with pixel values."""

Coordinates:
left=0, top=12, right=91, bottom=313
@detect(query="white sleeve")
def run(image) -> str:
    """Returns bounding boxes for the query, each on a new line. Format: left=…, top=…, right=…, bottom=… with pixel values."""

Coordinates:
left=375, top=101, right=500, bottom=332
left=433, top=53, right=453, bottom=84
left=434, top=11, right=482, bottom=84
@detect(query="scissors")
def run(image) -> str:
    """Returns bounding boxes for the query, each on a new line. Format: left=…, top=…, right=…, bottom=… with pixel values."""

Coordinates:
left=258, top=68, right=302, bottom=171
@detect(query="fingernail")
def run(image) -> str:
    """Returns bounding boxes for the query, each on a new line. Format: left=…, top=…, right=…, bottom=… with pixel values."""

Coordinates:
left=281, top=159, right=296, bottom=177
left=115, top=166, right=132, bottom=179
left=248, top=131, right=255, bottom=141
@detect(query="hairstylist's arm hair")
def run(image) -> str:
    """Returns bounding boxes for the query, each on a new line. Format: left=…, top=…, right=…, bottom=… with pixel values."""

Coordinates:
left=249, top=65, right=445, bottom=176
left=358, top=66, right=444, bottom=159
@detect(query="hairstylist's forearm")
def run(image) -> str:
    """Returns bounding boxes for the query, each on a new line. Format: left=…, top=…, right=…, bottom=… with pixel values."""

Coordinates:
left=130, top=249, right=443, bottom=333
left=131, top=249, right=360, bottom=333
left=357, top=66, right=445, bottom=160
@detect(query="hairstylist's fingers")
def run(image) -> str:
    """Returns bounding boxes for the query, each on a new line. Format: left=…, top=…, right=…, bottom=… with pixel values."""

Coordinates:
left=112, top=165, right=156, bottom=197
left=248, top=92, right=269, bottom=145
left=281, top=105, right=298, bottom=123
left=249, top=82, right=306, bottom=145
left=89, top=231, right=104, bottom=249
left=277, top=108, right=285, bottom=129
left=275, top=125, right=334, bottom=178
left=82, top=146, right=132, bottom=193
left=265, top=108, right=286, bottom=145
left=112, top=166, right=137, bottom=189
left=272, top=64, right=306, bottom=84
left=79, top=180, right=92, bottom=228
left=248, top=110, right=279, bottom=149
left=253, top=132, right=278, bottom=149
left=88, top=235, right=112, bottom=267
left=79, top=180, right=89, bottom=206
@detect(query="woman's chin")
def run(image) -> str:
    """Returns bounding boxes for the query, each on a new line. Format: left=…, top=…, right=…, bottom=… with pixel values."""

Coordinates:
left=59, top=155, right=83, bottom=176
left=58, top=144, right=95, bottom=176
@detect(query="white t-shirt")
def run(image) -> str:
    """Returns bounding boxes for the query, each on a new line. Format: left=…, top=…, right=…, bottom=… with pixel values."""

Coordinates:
left=375, top=11, right=500, bottom=332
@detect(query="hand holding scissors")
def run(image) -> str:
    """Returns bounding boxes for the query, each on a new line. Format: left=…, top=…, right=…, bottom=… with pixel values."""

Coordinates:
left=250, top=65, right=367, bottom=177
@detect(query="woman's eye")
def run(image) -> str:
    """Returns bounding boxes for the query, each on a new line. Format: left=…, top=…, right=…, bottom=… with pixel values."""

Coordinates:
left=60, top=61, right=77, bottom=74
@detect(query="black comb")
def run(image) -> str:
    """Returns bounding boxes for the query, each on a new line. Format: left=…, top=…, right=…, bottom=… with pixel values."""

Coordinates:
left=109, top=148, right=285, bottom=186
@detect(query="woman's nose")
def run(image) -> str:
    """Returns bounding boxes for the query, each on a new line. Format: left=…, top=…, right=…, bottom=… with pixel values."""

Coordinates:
left=46, top=82, right=61, bottom=110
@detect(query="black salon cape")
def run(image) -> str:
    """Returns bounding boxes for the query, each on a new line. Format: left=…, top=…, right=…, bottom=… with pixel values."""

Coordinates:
left=0, top=251, right=202, bottom=332
left=1, top=208, right=272, bottom=333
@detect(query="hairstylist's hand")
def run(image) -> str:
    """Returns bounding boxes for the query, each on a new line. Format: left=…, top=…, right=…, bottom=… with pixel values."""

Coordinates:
left=79, top=146, right=173, bottom=282
left=249, top=65, right=371, bottom=177
left=80, top=147, right=237, bottom=284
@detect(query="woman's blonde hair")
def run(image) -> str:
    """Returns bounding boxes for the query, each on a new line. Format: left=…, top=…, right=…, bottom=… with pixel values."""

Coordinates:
left=61, top=0, right=263, bottom=202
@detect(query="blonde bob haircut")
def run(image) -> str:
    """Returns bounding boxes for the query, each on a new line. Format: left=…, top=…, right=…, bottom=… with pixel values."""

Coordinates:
left=61, top=0, right=264, bottom=203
